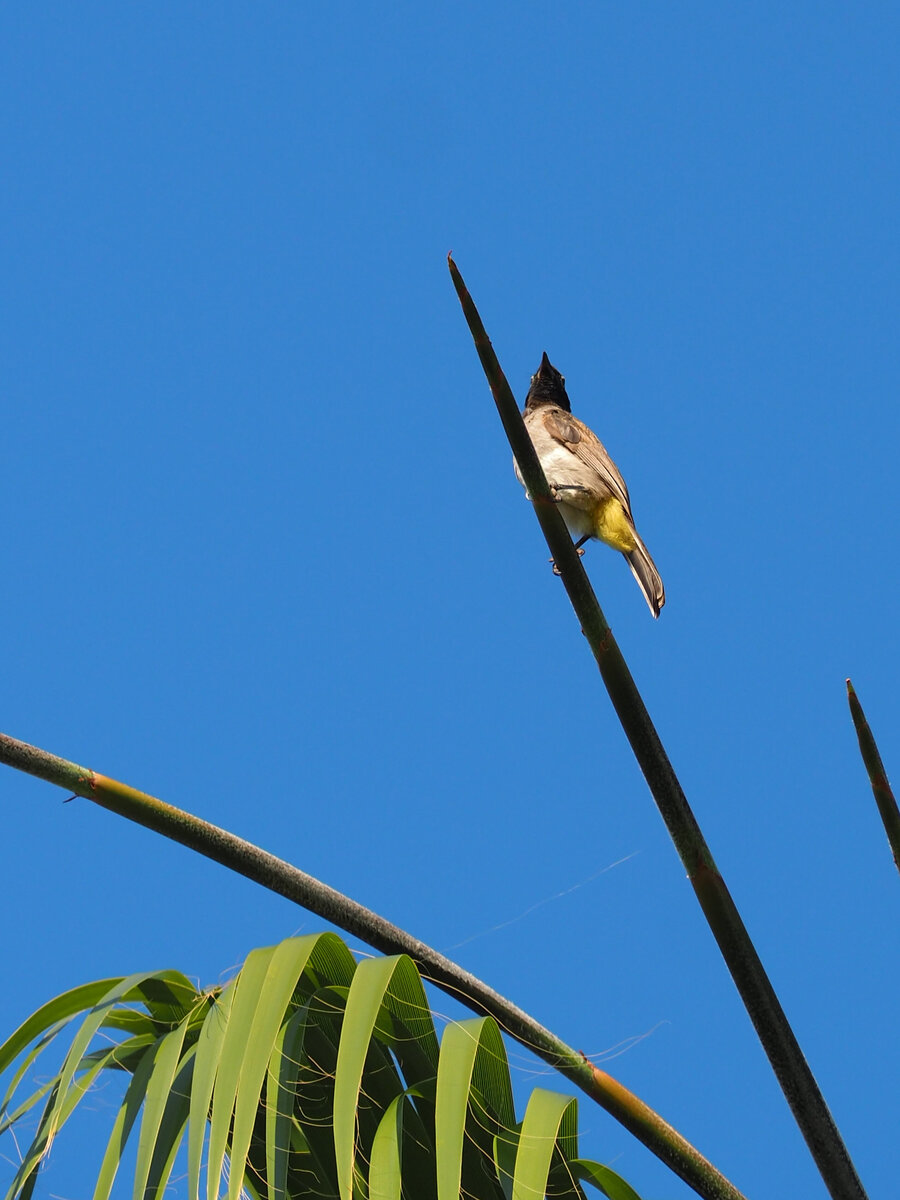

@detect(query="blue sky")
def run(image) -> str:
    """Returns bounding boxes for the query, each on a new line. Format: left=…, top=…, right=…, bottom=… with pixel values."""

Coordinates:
left=2, top=4, right=898, bottom=1197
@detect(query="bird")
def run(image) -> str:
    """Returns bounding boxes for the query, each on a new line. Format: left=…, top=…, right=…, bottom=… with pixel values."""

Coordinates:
left=514, top=352, right=665, bottom=617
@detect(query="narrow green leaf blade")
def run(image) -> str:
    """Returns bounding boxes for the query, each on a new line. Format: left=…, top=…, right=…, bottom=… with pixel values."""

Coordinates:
left=369, top=1094, right=405, bottom=1200
left=188, top=979, right=236, bottom=1200
left=92, top=1041, right=162, bottom=1200
left=142, top=1048, right=197, bottom=1200
left=436, top=1016, right=515, bottom=1200
left=573, top=1158, right=644, bottom=1200
left=512, top=1090, right=578, bottom=1200
left=133, top=1021, right=190, bottom=1200
left=264, top=1016, right=294, bottom=1200
left=5, top=1040, right=130, bottom=1197
left=226, top=937, right=326, bottom=1200
left=43, top=972, right=183, bottom=1150
left=206, top=946, right=275, bottom=1200
left=333, top=955, right=410, bottom=1200
left=0, top=979, right=122, bottom=1075
left=0, top=1025, right=64, bottom=1130
left=435, top=1018, right=488, bottom=1200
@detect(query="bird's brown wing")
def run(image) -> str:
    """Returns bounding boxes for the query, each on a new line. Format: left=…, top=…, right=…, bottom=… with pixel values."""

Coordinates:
left=541, top=408, right=634, bottom=516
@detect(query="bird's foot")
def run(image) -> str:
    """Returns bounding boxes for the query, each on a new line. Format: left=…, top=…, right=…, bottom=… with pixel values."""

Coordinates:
left=549, top=547, right=585, bottom=575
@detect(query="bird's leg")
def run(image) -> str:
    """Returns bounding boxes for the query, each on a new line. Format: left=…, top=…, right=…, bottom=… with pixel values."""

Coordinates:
left=550, top=537, right=588, bottom=575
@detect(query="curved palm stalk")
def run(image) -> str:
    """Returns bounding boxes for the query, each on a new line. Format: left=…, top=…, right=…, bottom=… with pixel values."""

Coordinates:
left=446, top=254, right=866, bottom=1200
left=0, top=730, right=745, bottom=1200
left=0, top=935, right=642, bottom=1200
left=846, top=679, right=900, bottom=874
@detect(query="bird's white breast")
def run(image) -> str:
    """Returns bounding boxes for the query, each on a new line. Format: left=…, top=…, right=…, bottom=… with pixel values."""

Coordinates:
left=514, top=423, right=596, bottom=539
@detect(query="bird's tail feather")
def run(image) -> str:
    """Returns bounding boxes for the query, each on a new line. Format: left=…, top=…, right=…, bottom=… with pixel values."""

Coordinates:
left=624, top=533, right=665, bottom=618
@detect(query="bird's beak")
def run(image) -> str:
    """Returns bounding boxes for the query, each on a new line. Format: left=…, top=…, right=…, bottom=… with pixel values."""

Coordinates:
left=537, top=350, right=553, bottom=377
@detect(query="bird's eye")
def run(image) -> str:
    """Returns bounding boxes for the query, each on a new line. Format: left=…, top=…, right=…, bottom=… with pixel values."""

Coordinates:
left=530, top=374, right=536, bottom=383
left=560, top=375, right=566, bottom=385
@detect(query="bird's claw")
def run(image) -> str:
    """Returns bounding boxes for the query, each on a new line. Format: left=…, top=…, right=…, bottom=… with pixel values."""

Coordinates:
left=549, top=547, right=585, bottom=575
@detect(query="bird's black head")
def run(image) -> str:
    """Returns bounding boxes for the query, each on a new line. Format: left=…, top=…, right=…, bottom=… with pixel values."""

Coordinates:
left=524, top=351, right=571, bottom=412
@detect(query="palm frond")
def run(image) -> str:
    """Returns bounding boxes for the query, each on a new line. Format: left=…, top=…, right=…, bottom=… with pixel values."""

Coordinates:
left=0, top=936, right=642, bottom=1200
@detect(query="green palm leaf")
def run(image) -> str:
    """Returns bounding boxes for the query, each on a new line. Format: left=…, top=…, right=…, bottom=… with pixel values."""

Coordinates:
left=0, top=936, right=642, bottom=1200
left=436, top=1016, right=514, bottom=1200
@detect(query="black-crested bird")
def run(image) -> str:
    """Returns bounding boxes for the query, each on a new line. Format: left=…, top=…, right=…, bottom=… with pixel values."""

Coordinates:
left=514, top=352, right=665, bottom=617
